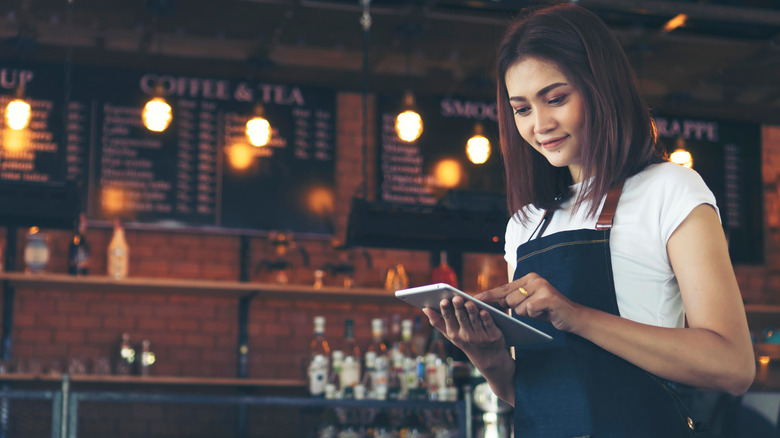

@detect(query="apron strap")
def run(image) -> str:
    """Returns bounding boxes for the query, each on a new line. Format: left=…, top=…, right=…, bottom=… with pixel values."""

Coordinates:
left=595, top=181, right=625, bottom=230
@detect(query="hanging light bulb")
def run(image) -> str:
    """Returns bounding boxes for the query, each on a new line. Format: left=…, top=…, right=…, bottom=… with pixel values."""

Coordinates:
left=396, top=90, right=423, bottom=142
left=670, top=137, right=693, bottom=168
left=466, top=123, right=491, bottom=164
left=5, top=83, right=31, bottom=131
left=143, top=82, right=172, bottom=132
left=246, top=104, right=271, bottom=147
left=5, top=98, right=31, bottom=130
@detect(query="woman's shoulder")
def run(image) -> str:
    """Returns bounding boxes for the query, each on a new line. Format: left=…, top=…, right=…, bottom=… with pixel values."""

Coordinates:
left=626, top=161, right=711, bottom=195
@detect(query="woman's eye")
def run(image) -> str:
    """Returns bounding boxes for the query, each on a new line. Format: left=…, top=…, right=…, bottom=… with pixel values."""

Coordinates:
left=514, top=107, right=531, bottom=116
left=549, top=95, right=567, bottom=105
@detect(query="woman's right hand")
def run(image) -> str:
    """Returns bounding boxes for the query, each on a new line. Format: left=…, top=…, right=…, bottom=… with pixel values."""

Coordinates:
left=422, top=295, right=507, bottom=364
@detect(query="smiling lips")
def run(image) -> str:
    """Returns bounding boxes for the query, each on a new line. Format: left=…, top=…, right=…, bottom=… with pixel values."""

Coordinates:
left=539, top=135, right=568, bottom=149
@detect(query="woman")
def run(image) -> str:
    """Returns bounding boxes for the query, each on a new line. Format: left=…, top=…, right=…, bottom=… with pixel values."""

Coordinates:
left=422, top=4, right=755, bottom=437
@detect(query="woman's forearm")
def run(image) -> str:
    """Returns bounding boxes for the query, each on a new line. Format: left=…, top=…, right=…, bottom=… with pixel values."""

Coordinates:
left=572, top=306, right=755, bottom=395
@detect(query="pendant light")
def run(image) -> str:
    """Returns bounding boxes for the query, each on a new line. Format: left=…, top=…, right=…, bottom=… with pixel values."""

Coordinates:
left=143, top=92, right=172, bottom=132
left=246, top=104, right=271, bottom=147
left=142, top=10, right=172, bottom=133
left=466, top=122, right=491, bottom=164
left=396, top=90, right=423, bottom=143
left=670, top=136, right=693, bottom=169
left=5, top=93, right=31, bottom=131
left=395, top=23, right=423, bottom=143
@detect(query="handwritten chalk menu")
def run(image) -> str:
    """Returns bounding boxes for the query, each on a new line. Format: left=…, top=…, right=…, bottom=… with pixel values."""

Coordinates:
left=653, top=115, right=762, bottom=264
left=377, top=94, right=504, bottom=205
left=0, top=61, right=335, bottom=235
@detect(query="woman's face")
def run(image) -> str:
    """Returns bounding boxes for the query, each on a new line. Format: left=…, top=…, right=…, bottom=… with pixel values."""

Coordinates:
left=505, top=57, right=586, bottom=183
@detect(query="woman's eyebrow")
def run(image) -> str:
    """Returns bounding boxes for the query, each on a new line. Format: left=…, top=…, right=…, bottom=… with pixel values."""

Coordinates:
left=508, top=82, right=568, bottom=102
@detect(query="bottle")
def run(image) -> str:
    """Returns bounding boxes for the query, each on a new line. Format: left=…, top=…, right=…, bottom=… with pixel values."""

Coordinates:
left=326, top=350, right=344, bottom=399
left=431, top=250, right=458, bottom=287
left=339, top=319, right=361, bottom=399
left=398, top=319, right=418, bottom=399
left=308, top=316, right=331, bottom=397
left=412, top=316, right=428, bottom=355
left=139, top=339, right=155, bottom=376
left=24, top=227, right=49, bottom=274
left=366, top=318, right=388, bottom=400
left=107, top=218, right=129, bottom=280
left=68, top=213, right=90, bottom=276
left=425, top=330, right=448, bottom=400
left=115, top=332, right=135, bottom=375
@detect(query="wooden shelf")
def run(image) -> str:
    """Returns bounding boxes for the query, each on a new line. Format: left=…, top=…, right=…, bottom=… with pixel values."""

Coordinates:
left=0, top=373, right=306, bottom=387
left=0, top=272, right=395, bottom=301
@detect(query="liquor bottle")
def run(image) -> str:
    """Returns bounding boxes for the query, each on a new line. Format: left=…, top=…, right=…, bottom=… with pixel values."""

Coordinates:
left=326, top=350, right=344, bottom=399
left=107, top=218, right=129, bottom=280
left=139, top=339, right=155, bottom=376
left=343, top=320, right=362, bottom=396
left=431, top=250, right=458, bottom=287
left=398, top=319, right=418, bottom=399
left=339, top=319, right=361, bottom=399
left=68, top=213, right=90, bottom=276
left=24, top=227, right=49, bottom=274
left=307, top=316, right=331, bottom=397
left=366, top=318, right=389, bottom=400
left=412, top=316, right=428, bottom=356
left=425, top=330, right=448, bottom=400
left=114, top=332, right=135, bottom=375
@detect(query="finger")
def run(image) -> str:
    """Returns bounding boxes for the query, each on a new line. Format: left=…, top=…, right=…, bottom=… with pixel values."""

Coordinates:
left=465, top=299, right=483, bottom=330
left=422, top=307, right=446, bottom=333
left=479, top=309, right=504, bottom=341
left=474, top=279, right=522, bottom=302
left=452, top=296, right=474, bottom=330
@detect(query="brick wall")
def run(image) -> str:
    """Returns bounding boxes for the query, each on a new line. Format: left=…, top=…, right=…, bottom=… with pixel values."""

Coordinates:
left=1, top=96, right=774, bottom=383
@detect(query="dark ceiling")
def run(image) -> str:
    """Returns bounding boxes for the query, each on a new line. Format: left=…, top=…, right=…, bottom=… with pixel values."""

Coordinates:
left=2, top=0, right=780, bottom=125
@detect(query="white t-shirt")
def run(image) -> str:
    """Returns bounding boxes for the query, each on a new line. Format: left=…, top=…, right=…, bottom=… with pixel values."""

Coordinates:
left=504, top=162, right=718, bottom=329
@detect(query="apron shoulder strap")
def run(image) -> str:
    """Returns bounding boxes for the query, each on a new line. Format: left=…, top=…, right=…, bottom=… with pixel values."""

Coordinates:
left=595, top=181, right=625, bottom=230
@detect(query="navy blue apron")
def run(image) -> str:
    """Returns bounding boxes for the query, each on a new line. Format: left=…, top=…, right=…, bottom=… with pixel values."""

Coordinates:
left=512, top=183, right=699, bottom=437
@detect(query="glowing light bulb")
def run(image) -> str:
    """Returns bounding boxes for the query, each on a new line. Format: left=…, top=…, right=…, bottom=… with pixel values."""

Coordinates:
left=433, top=159, right=462, bottom=188
left=467, top=135, right=491, bottom=164
left=396, top=110, right=423, bottom=142
left=670, top=149, right=693, bottom=168
left=5, top=99, right=31, bottom=130
left=143, top=97, right=172, bottom=132
left=246, top=116, right=271, bottom=147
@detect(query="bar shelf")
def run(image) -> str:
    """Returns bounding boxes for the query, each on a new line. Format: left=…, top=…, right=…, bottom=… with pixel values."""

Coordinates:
left=0, top=272, right=394, bottom=301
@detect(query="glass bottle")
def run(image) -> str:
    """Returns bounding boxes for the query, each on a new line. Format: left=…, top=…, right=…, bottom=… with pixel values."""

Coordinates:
left=425, top=330, right=448, bottom=400
left=107, top=218, right=129, bottom=280
left=398, top=319, right=418, bottom=399
left=431, top=250, right=457, bottom=287
left=327, top=350, right=344, bottom=399
left=114, top=332, right=135, bottom=375
left=24, top=227, right=49, bottom=274
left=308, top=316, right=331, bottom=397
left=68, top=213, right=90, bottom=276
left=139, top=339, right=155, bottom=376
left=340, top=319, right=361, bottom=399
left=366, top=318, right=389, bottom=400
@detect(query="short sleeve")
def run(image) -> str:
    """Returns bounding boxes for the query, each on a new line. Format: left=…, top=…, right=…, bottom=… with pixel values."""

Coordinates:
left=656, top=164, right=719, bottom=246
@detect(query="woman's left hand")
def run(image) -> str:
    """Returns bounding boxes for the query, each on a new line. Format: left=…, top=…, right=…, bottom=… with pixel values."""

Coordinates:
left=475, top=273, right=583, bottom=332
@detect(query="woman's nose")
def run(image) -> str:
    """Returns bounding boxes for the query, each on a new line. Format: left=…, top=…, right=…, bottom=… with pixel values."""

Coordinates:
left=533, top=108, right=556, bottom=134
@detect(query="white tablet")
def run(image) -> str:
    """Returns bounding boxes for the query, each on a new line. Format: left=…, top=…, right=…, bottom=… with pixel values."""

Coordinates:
left=395, top=283, right=553, bottom=346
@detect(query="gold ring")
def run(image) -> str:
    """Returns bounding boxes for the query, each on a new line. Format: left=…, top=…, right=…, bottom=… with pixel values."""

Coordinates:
left=518, top=287, right=529, bottom=297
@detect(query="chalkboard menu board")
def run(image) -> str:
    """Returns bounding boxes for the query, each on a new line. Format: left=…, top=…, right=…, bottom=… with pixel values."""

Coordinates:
left=0, top=61, right=335, bottom=235
left=377, top=93, right=503, bottom=206
left=376, top=95, right=763, bottom=264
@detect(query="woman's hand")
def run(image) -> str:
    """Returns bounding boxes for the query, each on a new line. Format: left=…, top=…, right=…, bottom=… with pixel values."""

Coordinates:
left=422, top=295, right=506, bottom=361
left=476, top=273, right=583, bottom=332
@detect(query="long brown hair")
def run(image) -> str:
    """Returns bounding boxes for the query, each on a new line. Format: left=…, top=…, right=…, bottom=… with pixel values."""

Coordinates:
left=497, top=4, right=663, bottom=221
